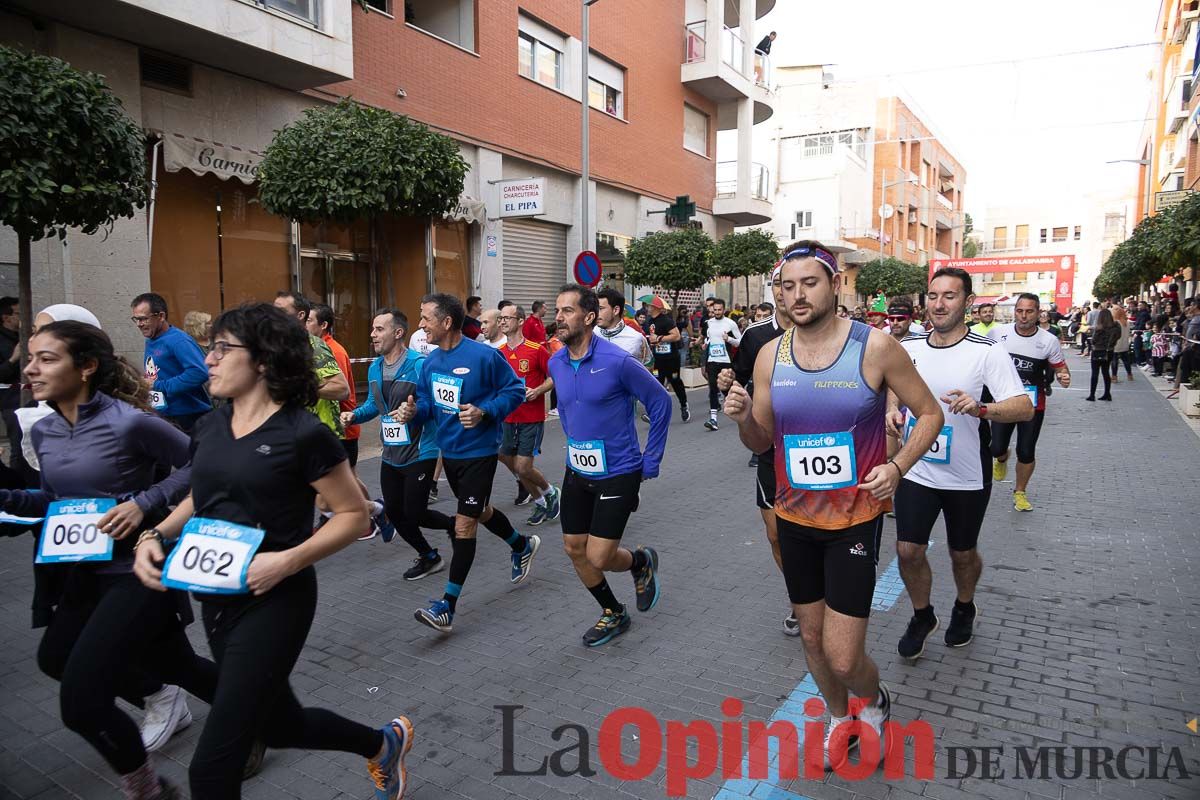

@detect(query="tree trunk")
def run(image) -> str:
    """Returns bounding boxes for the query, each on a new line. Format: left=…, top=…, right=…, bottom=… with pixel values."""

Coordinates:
left=18, top=232, right=32, bottom=407
left=745, top=274, right=751, bottom=306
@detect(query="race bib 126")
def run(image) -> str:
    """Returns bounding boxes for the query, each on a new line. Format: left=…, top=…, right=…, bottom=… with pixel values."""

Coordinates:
left=567, top=439, right=608, bottom=476
left=783, top=432, right=857, bottom=491
left=36, top=498, right=116, bottom=563
left=149, top=390, right=167, bottom=411
left=161, top=518, right=264, bottom=595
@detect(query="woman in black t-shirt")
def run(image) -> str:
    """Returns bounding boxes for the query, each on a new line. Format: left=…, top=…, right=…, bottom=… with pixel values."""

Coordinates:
left=133, top=304, right=413, bottom=800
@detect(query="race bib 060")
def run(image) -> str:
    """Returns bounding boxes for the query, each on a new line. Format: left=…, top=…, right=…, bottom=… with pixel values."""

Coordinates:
left=431, top=373, right=463, bottom=412
left=36, top=498, right=116, bottom=563
left=149, top=390, right=167, bottom=411
left=381, top=415, right=411, bottom=446
left=906, top=416, right=952, bottom=464
left=783, top=432, right=857, bottom=491
left=567, top=439, right=608, bottom=476
left=161, top=518, right=264, bottom=595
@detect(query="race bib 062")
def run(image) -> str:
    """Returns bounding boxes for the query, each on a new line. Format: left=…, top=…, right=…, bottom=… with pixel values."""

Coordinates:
left=161, top=518, right=264, bottom=595
left=783, top=432, right=857, bottom=491
left=36, top=498, right=116, bottom=564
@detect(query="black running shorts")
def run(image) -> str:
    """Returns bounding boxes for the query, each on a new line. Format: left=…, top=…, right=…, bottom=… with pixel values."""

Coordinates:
left=989, top=410, right=1045, bottom=465
left=442, top=455, right=498, bottom=519
left=894, top=478, right=992, bottom=552
left=560, top=468, right=641, bottom=540
left=755, top=446, right=776, bottom=510
left=777, top=515, right=883, bottom=619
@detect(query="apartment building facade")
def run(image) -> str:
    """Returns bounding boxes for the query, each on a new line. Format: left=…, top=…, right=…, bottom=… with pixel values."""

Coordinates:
left=0, top=0, right=776, bottom=363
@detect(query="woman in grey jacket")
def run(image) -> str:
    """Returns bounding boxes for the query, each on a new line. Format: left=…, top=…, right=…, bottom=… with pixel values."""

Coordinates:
left=0, top=321, right=211, bottom=800
left=1087, top=309, right=1120, bottom=401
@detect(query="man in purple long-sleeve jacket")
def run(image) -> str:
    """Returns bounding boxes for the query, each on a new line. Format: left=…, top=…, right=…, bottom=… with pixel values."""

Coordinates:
left=547, top=283, right=672, bottom=647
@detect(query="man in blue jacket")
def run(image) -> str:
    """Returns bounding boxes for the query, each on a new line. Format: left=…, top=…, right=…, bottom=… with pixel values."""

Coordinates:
left=342, top=309, right=456, bottom=580
left=395, top=293, right=537, bottom=634
left=549, top=283, right=672, bottom=646
left=131, top=293, right=210, bottom=433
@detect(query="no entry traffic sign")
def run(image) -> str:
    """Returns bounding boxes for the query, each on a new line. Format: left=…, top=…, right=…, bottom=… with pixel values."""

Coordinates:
left=573, top=250, right=602, bottom=288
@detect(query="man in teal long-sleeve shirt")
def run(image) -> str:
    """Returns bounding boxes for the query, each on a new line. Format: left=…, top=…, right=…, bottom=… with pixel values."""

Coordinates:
left=396, top=292, right=540, bottom=634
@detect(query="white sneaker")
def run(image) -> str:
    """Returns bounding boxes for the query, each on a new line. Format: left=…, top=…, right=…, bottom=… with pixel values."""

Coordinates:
left=141, top=685, right=192, bottom=752
left=858, top=682, right=892, bottom=754
left=812, top=715, right=859, bottom=772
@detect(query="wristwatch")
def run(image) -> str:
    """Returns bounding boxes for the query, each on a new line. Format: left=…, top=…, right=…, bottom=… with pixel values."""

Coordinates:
left=977, top=403, right=989, bottom=418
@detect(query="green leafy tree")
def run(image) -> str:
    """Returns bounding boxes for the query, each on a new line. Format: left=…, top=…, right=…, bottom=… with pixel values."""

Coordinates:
left=962, top=212, right=980, bottom=258
left=713, top=229, right=780, bottom=305
left=258, top=98, right=468, bottom=223
left=623, top=227, right=715, bottom=307
left=0, top=45, right=148, bottom=398
left=855, top=256, right=927, bottom=298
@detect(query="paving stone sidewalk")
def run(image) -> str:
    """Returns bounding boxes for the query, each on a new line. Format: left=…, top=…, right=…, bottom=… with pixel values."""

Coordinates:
left=1, top=355, right=1197, bottom=800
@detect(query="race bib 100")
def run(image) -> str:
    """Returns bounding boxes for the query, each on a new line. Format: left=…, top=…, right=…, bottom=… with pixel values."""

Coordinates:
left=906, top=416, right=952, bottom=464
left=161, top=518, right=264, bottom=595
left=567, top=439, right=608, bottom=476
left=431, top=373, right=463, bottom=412
left=36, top=498, right=116, bottom=563
left=783, top=432, right=857, bottom=491
left=381, top=416, right=411, bottom=446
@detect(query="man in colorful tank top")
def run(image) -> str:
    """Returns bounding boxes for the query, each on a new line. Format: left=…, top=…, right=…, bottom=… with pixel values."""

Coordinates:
left=723, top=240, right=944, bottom=772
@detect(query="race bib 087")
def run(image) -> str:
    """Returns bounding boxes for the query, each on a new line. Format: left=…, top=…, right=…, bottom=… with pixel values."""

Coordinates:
left=161, top=518, right=264, bottom=595
left=381, top=416, right=411, bottom=446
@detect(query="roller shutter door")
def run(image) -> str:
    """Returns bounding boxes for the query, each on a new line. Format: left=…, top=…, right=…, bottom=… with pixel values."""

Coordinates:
left=502, top=218, right=568, bottom=312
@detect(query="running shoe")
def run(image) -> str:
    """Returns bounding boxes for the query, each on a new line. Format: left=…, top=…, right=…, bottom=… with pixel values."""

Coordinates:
left=141, top=685, right=191, bottom=752
left=704, top=417, right=719, bottom=431
left=243, top=738, right=266, bottom=779
left=403, top=553, right=444, bottom=581
left=428, top=485, right=439, bottom=504
left=748, top=453, right=759, bottom=468
left=526, top=503, right=548, bottom=526
left=897, top=613, right=940, bottom=660
left=367, top=716, right=414, bottom=800
left=414, top=600, right=453, bottom=633
left=582, top=608, right=631, bottom=647
left=544, top=485, right=561, bottom=521
left=373, top=501, right=395, bottom=544
left=782, top=613, right=801, bottom=637
left=1012, top=490, right=1033, bottom=512
left=632, top=546, right=660, bottom=612
left=944, top=601, right=977, bottom=647
left=858, top=683, right=892, bottom=756
left=515, top=482, right=532, bottom=506
left=358, top=521, right=378, bottom=541
left=810, top=715, right=860, bottom=773
left=547, top=408, right=559, bottom=417
left=681, top=404, right=691, bottom=423
left=992, top=458, right=1007, bottom=483
left=511, top=534, right=541, bottom=584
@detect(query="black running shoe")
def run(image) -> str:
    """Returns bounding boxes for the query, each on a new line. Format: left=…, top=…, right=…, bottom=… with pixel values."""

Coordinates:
left=897, top=613, right=939, bottom=659
left=681, top=405, right=691, bottom=423
left=632, top=547, right=660, bottom=612
left=243, top=738, right=266, bottom=779
left=403, top=554, right=445, bottom=581
left=748, top=453, right=759, bottom=468
left=582, top=608, right=631, bottom=647
left=944, top=601, right=977, bottom=647
left=515, top=482, right=531, bottom=506
left=704, top=417, right=718, bottom=431
left=428, top=485, right=439, bottom=504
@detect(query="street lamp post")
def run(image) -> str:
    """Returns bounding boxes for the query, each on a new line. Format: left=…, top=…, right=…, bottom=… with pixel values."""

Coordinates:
left=581, top=0, right=602, bottom=255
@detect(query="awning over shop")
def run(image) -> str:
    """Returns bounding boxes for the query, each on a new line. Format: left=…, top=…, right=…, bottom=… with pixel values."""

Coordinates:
left=444, top=198, right=486, bottom=225
left=160, top=133, right=262, bottom=185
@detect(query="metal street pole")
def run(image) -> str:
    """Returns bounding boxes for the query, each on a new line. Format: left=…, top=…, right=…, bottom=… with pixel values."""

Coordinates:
left=581, top=0, right=601, bottom=254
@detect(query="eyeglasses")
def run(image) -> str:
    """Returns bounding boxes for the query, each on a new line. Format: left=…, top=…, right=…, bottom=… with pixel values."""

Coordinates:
left=130, top=313, right=163, bottom=324
left=209, top=341, right=250, bottom=360
left=888, top=315, right=911, bottom=322
left=498, top=316, right=519, bottom=322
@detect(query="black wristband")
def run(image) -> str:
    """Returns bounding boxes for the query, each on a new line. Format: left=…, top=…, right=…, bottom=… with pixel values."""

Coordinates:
left=888, top=460, right=903, bottom=480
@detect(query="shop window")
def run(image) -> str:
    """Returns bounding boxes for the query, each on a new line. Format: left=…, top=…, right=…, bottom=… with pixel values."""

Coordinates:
left=434, top=220, right=471, bottom=299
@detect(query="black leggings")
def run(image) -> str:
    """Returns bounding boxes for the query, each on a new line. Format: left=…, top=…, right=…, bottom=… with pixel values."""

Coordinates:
left=1110, top=349, right=1133, bottom=379
left=706, top=362, right=729, bottom=411
left=188, top=567, right=382, bottom=799
left=654, top=356, right=688, bottom=407
left=380, top=459, right=455, bottom=557
left=1090, top=352, right=1112, bottom=398
left=36, top=568, right=216, bottom=775
left=990, top=410, right=1046, bottom=465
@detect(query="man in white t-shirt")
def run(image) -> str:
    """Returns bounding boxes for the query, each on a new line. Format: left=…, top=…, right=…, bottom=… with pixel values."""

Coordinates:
left=408, top=325, right=435, bottom=357
left=478, top=308, right=507, bottom=349
left=886, top=267, right=1033, bottom=660
left=597, top=287, right=651, bottom=364
left=698, top=298, right=741, bottom=431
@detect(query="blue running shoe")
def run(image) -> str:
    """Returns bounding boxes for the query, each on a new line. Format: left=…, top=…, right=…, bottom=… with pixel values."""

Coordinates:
left=545, top=485, right=561, bottom=521
left=367, top=716, right=414, bottom=800
left=414, top=599, right=453, bottom=633
left=633, top=546, right=660, bottom=612
left=374, top=500, right=396, bottom=544
left=526, top=503, right=548, bottom=526
left=510, top=534, right=540, bottom=584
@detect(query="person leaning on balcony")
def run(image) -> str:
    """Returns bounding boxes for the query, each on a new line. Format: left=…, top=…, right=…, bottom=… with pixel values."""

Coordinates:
left=755, top=31, right=776, bottom=55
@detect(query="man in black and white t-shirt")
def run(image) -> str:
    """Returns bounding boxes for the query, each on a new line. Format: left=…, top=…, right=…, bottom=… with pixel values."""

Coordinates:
left=698, top=298, right=742, bottom=431
left=887, top=267, right=1033, bottom=659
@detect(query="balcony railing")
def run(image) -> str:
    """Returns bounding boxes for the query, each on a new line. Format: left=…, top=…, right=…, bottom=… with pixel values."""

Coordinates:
left=716, top=161, right=770, bottom=200
left=684, top=21, right=706, bottom=64
left=754, top=52, right=771, bottom=87
left=254, top=0, right=318, bottom=27
left=936, top=193, right=954, bottom=210
left=722, top=26, right=745, bottom=72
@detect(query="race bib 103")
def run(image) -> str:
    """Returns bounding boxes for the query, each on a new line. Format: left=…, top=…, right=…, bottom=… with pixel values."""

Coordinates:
left=783, top=432, right=857, bottom=491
